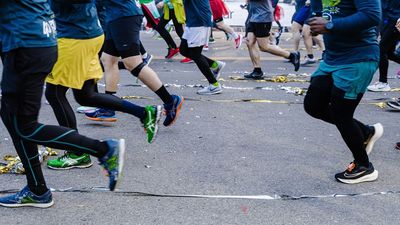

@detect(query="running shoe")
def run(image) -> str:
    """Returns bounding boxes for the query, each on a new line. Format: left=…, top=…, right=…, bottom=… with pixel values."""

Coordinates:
left=197, top=83, right=222, bottom=95
left=143, top=105, right=162, bottom=143
left=289, top=51, right=301, bottom=72
left=387, top=98, right=400, bottom=110
left=335, top=162, right=378, bottom=184
left=163, top=95, right=184, bottom=127
left=47, top=152, right=93, bottom=170
left=143, top=54, right=153, bottom=66
left=77, top=106, right=97, bottom=114
left=395, top=142, right=400, bottom=150
left=165, top=48, right=180, bottom=59
left=364, top=123, right=383, bottom=155
left=85, top=108, right=117, bottom=122
left=367, top=82, right=391, bottom=92
left=234, top=34, right=243, bottom=49
left=99, top=139, right=125, bottom=191
left=0, top=186, right=53, bottom=208
left=211, top=61, right=226, bottom=80
left=301, top=56, right=317, bottom=65
left=180, top=57, right=194, bottom=64
left=244, top=70, right=264, bottom=80
left=203, top=45, right=209, bottom=51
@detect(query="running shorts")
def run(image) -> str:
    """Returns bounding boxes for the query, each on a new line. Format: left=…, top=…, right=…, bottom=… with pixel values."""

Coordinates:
left=246, top=22, right=272, bottom=38
left=293, top=5, right=311, bottom=26
left=182, top=26, right=211, bottom=47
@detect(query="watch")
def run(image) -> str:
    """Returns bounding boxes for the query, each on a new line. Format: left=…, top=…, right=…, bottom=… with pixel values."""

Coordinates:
left=325, top=21, right=334, bottom=30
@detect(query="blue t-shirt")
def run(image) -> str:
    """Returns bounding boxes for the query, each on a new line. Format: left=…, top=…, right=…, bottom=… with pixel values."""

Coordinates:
left=184, top=0, right=213, bottom=27
left=50, top=0, right=103, bottom=39
left=96, top=0, right=107, bottom=29
left=0, top=0, right=57, bottom=53
left=313, top=0, right=381, bottom=65
left=103, top=0, right=143, bottom=23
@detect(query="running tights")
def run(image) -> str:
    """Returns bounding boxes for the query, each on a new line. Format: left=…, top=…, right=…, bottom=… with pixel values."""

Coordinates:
left=379, top=20, right=400, bottom=83
left=180, top=39, right=218, bottom=84
left=155, top=9, right=184, bottom=49
left=304, top=76, right=371, bottom=167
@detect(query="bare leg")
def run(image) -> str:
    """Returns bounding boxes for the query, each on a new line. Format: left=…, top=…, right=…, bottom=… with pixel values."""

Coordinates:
left=302, top=25, right=314, bottom=55
left=122, top=56, right=163, bottom=91
left=257, top=37, right=290, bottom=58
left=101, top=53, right=120, bottom=93
left=246, top=33, right=261, bottom=68
left=292, top=22, right=303, bottom=52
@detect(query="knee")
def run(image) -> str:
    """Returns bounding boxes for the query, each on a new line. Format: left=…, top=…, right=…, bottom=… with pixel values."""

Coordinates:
left=303, top=90, right=323, bottom=119
left=179, top=46, right=190, bottom=58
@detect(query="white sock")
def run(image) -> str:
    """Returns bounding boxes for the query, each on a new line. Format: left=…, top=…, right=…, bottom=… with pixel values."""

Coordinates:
left=142, top=52, right=148, bottom=59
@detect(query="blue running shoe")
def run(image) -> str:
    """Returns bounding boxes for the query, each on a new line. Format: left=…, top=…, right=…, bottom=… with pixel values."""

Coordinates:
left=99, top=139, right=126, bottom=191
left=143, top=54, right=153, bottom=66
left=85, top=108, right=117, bottom=122
left=0, top=186, right=53, bottom=208
left=163, top=95, right=184, bottom=127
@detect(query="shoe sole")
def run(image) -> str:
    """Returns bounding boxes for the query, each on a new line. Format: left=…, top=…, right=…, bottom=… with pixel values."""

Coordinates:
left=113, top=139, right=126, bottom=191
left=197, top=89, right=223, bottom=95
left=165, top=97, right=185, bottom=127
left=148, top=105, right=162, bottom=143
left=47, top=162, right=93, bottom=170
left=367, top=88, right=391, bottom=92
left=366, top=123, right=384, bottom=155
left=0, top=200, right=54, bottom=208
left=386, top=102, right=400, bottom=110
left=85, top=116, right=117, bottom=122
left=336, top=170, right=378, bottom=184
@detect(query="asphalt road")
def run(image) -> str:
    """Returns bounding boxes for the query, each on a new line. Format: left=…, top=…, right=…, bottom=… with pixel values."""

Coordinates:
left=0, top=32, right=400, bottom=225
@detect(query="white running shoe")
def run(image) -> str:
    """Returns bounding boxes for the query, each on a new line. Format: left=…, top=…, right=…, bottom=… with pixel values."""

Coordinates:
left=197, top=83, right=222, bottom=95
left=367, top=82, right=391, bottom=92
left=77, top=106, right=97, bottom=114
left=234, top=34, right=243, bottom=49
left=365, top=123, right=384, bottom=155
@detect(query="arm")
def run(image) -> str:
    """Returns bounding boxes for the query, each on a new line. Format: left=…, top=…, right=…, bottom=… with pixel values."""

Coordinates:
left=330, top=0, right=381, bottom=33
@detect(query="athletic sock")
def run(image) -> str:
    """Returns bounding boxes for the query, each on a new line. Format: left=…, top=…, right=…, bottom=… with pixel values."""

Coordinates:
left=212, top=82, right=219, bottom=87
left=142, top=52, right=148, bottom=59
left=289, top=52, right=295, bottom=60
left=232, top=32, right=239, bottom=39
left=308, top=54, right=314, bottom=59
left=211, top=61, right=219, bottom=69
left=155, top=85, right=173, bottom=104
left=105, top=91, right=116, bottom=95
left=254, top=67, right=262, bottom=73
left=118, top=61, right=126, bottom=70
left=122, top=100, right=146, bottom=120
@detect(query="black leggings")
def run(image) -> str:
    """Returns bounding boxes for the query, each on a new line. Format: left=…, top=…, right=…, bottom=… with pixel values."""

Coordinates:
left=304, top=76, right=370, bottom=167
left=46, top=80, right=146, bottom=126
left=155, top=8, right=184, bottom=49
left=379, top=20, right=400, bottom=83
left=1, top=47, right=109, bottom=195
left=180, top=39, right=218, bottom=84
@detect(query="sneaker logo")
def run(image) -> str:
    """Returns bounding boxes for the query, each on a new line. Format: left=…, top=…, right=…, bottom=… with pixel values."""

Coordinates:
left=343, top=170, right=366, bottom=178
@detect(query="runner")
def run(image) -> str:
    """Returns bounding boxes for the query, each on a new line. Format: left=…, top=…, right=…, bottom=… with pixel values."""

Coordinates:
left=45, top=0, right=162, bottom=170
left=244, top=0, right=300, bottom=79
left=367, top=0, right=400, bottom=92
left=91, top=0, right=184, bottom=127
left=304, top=0, right=383, bottom=184
left=209, top=0, right=243, bottom=49
left=0, top=0, right=125, bottom=208
left=180, top=0, right=226, bottom=95
left=154, top=0, right=185, bottom=59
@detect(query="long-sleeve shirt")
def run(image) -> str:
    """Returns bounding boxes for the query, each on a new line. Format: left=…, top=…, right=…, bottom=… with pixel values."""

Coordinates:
left=381, top=0, right=400, bottom=22
left=0, top=0, right=57, bottom=53
left=311, top=0, right=381, bottom=65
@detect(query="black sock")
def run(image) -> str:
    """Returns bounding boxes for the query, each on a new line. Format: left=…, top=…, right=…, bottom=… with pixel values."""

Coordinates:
left=118, top=61, right=126, bottom=70
left=254, top=68, right=262, bottom=73
left=289, top=53, right=295, bottom=60
left=308, top=54, right=314, bottom=59
left=105, top=91, right=116, bottom=95
left=155, top=85, right=173, bottom=104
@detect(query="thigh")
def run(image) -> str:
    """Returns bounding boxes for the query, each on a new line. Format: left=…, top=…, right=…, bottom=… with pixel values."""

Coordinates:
left=2, top=47, right=57, bottom=115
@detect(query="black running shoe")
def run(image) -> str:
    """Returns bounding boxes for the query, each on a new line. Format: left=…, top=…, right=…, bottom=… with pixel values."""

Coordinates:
left=290, top=51, right=300, bottom=72
left=335, top=162, right=378, bottom=184
left=244, top=70, right=264, bottom=80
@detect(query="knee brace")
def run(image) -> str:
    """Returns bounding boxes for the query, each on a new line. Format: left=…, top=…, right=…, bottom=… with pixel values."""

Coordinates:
left=130, top=62, right=146, bottom=77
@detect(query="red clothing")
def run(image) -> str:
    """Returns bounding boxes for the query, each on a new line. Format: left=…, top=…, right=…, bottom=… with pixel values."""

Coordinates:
left=209, top=0, right=229, bottom=21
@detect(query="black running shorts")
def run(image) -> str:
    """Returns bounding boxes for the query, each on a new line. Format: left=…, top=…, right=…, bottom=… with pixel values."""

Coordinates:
left=246, top=22, right=272, bottom=38
left=104, top=16, right=143, bottom=58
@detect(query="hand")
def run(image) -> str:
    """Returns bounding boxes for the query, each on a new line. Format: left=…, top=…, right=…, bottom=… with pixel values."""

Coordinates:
left=396, top=18, right=400, bottom=32
left=308, top=17, right=330, bottom=35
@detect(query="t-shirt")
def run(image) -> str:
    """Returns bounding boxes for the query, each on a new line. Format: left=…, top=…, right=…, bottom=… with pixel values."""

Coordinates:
left=50, top=0, right=103, bottom=39
left=0, top=0, right=57, bottom=52
left=184, top=0, right=213, bottom=27
left=248, top=0, right=274, bottom=23
left=312, top=0, right=381, bottom=65
left=104, top=0, right=143, bottom=23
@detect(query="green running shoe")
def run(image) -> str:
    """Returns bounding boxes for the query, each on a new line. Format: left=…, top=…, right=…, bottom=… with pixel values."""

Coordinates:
left=47, top=152, right=93, bottom=170
left=143, top=105, right=161, bottom=143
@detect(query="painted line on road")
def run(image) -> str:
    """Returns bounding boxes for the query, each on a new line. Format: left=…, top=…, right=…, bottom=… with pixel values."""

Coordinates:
left=0, top=187, right=398, bottom=201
